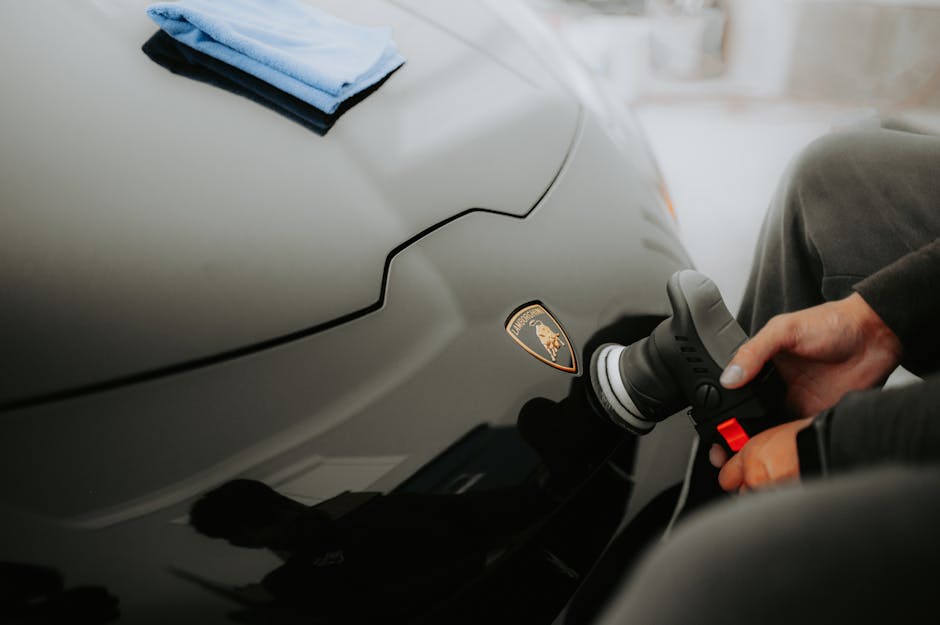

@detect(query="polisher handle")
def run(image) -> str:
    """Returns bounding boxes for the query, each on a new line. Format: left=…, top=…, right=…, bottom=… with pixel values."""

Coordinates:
left=661, top=271, right=788, bottom=453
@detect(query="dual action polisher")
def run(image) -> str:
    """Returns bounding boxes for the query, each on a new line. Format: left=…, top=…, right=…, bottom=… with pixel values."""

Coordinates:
left=590, top=270, right=789, bottom=454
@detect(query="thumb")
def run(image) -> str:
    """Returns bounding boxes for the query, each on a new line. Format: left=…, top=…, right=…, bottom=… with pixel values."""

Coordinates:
left=720, top=316, right=794, bottom=389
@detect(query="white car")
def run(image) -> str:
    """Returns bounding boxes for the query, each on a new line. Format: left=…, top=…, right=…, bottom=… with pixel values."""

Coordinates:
left=0, top=1, right=694, bottom=623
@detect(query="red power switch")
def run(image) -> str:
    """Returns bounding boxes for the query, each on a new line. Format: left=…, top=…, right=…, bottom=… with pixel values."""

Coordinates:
left=716, top=418, right=750, bottom=452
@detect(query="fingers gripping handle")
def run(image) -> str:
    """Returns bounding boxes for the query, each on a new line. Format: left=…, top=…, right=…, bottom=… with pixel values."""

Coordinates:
left=662, top=271, right=786, bottom=453
left=589, top=271, right=787, bottom=454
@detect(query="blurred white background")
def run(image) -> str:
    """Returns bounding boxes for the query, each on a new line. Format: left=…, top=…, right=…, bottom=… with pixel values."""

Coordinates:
left=529, top=0, right=940, bottom=312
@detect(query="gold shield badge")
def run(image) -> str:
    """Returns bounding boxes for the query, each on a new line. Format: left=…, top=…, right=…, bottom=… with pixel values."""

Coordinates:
left=505, top=303, right=577, bottom=373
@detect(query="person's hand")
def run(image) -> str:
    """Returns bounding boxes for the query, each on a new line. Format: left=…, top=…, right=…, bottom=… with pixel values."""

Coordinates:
left=708, top=292, right=901, bottom=491
left=709, top=417, right=813, bottom=491
left=719, top=292, right=902, bottom=419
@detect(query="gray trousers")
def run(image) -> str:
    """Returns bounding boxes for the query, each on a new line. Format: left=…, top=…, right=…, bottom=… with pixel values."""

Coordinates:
left=738, top=128, right=940, bottom=335
left=599, top=129, right=940, bottom=624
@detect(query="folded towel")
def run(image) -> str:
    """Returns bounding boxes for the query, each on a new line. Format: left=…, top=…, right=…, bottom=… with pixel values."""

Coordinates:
left=146, top=0, right=404, bottom=114
left=143, top=30, right=392, bottom=135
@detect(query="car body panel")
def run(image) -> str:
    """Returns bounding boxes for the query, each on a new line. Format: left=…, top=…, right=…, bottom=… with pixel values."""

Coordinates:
left=0, top=112, right=688, bottom=522
left=0, top=112, right=693, bottom=622
left=0, top=2, right=695, bottom=622
left=0, top=0, right=578, bottom=403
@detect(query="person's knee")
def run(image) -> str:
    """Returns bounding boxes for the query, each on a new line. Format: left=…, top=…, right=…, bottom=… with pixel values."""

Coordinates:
left=787, top=130, right=875, bottom=199
left=596, top=496, right=790, bottom=625
left=794, top=130, right=874, bottom=172
left=598, top=468, right=940, bottom=625
left=769, top=130, right=890, bottom=243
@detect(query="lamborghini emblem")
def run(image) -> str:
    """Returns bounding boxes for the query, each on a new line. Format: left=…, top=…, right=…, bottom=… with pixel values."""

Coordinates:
left=505, top=303, right=577, bottom=373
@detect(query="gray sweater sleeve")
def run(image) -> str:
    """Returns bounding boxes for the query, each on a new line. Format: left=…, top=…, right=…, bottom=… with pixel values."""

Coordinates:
left=853, top=238, right=940, bottom=376
left=824, top=374, right=940, bottom=472
left=798, top=240, right=940, bottom=474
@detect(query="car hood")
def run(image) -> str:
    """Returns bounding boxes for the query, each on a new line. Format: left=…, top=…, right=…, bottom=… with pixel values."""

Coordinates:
left=0, top=0, right=579, bottom=405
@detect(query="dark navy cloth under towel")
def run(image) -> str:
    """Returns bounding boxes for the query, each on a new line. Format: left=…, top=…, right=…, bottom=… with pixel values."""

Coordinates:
left=146, top=0, right=404, bottom=114
left=143, top=30, right=392, bottom=135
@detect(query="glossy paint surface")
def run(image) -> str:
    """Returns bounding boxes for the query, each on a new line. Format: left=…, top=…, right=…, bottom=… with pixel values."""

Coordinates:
left=0, top=2, right=694, bottom=623
left=0, top=0, right=578, bottom=402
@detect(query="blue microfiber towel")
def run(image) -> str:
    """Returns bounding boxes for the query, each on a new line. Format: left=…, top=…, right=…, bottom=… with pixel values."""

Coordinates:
left=146, top=0, right=404, bottom=114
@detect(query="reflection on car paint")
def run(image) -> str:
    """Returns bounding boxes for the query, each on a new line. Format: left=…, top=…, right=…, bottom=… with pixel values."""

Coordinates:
left=180, top=376, right=631, bottom=624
